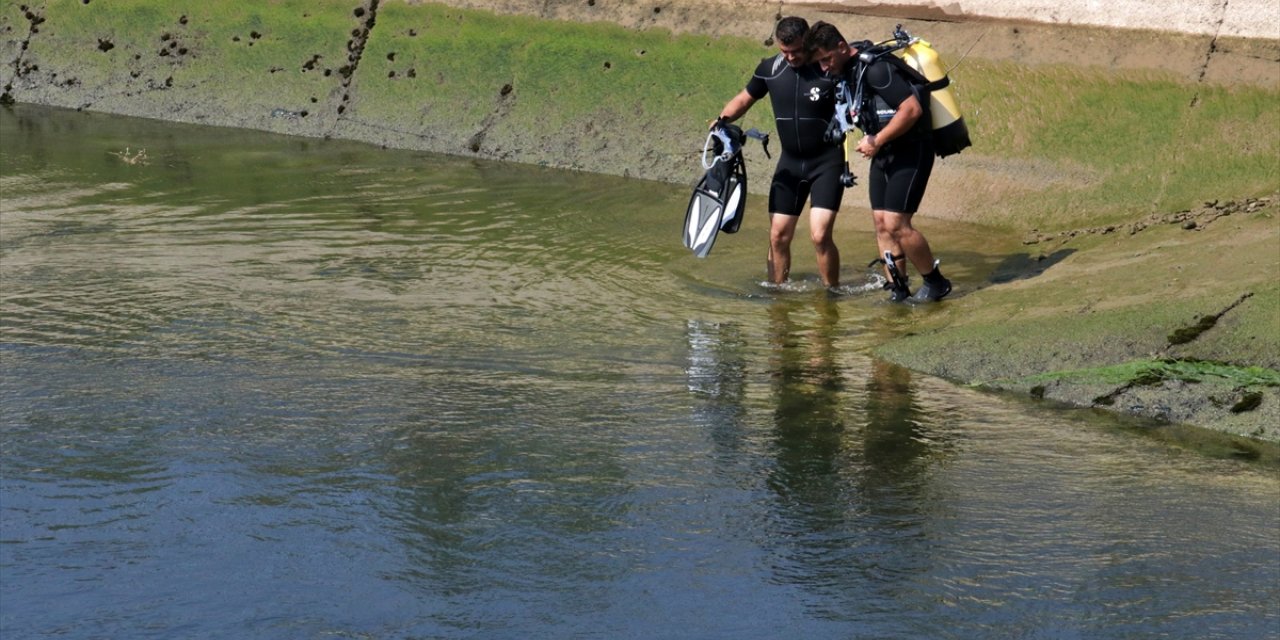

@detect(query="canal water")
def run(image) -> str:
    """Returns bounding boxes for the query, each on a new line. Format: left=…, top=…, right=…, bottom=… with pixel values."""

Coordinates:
left=2, top=105, right=1277, bottom=639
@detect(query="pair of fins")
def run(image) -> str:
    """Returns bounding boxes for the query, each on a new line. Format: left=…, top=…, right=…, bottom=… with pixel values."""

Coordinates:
left=682, top=123, right=768, bottom=258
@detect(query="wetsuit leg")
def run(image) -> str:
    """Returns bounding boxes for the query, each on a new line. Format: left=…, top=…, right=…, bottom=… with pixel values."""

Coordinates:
left=806, top=149, right=847, bottom=213
left=869, top=140, right=935, bottom=215
left=768, top=154, right=812, bottom=217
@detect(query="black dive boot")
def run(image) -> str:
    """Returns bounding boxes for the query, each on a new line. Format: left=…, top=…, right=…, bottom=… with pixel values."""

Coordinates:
left=913, top=261, right=952, bottom=302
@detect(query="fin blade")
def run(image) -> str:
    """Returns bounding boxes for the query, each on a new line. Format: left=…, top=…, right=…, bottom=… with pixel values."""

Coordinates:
left=719, top=164, right=747, bottom=234
left=684, top=187, right=724, bottom=258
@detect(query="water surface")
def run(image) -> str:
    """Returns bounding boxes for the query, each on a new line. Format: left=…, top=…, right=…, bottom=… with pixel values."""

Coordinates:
left=2, top=105, right=1277, bottom=639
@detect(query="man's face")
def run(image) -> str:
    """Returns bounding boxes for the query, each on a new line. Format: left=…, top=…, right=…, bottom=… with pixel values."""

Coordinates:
left=778, top=40, right=808, bottom=68
left=812, top=41, right=852, bottom=75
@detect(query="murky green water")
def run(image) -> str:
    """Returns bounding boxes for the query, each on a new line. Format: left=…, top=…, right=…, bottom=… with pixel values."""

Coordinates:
left=2, top=105, right=1278, bottom=639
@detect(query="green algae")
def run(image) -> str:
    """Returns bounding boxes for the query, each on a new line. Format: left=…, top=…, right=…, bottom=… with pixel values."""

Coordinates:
left=351, top=2, right=769, bottom=166
left=14, top=0, right=351, bottom=93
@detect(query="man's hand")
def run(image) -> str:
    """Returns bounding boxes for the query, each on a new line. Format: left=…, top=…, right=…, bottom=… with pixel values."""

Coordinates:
left=856, top=134, right=880, bottom=158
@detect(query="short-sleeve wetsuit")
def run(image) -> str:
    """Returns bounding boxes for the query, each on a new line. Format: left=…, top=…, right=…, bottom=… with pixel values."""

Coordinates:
left=745, top=55, right=845, bottom=217
left=851, top=58, right=935, bottom=215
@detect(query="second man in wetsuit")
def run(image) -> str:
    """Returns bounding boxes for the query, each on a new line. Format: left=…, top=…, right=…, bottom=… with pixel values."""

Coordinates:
left=806, top=21, right=952, bottom=302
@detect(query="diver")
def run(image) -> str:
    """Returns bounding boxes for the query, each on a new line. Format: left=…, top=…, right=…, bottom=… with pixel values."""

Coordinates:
left=714, top=16, right=845, bottom=288
left=806, top=21, right=952, bottom=302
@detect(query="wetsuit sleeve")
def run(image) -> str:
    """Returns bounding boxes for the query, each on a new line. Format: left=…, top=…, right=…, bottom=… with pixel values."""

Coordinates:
left=865, top=60, right=915, bottom=109
left=745, top=57, right=772, bottom=100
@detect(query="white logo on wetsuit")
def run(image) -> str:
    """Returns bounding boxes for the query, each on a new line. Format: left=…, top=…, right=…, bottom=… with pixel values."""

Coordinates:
left=808, top=87, right=821, bottom=102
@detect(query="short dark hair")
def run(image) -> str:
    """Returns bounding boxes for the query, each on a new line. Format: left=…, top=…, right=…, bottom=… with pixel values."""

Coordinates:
left=775, top=17, right=809, bottom=45
left=805, top=21, right=846, bottom=54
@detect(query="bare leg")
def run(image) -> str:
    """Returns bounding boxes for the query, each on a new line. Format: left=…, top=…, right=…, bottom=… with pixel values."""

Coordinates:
left=873, top=209, right=935, bottom=277
left=767, top=213, right=798, bottom=284
left=808, top=207, right=840, bottom=287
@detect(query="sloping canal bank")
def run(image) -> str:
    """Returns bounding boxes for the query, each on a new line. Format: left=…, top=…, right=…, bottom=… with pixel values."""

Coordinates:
left=2, top=0, right=1277, bottom=443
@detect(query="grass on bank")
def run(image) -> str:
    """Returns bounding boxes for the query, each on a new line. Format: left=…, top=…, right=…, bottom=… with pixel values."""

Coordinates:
left=1006, top=358, right=1280, bottom=390
left=959, top=60, right=1280, bottom=230
left=352, top=3, right=1280, bottom=230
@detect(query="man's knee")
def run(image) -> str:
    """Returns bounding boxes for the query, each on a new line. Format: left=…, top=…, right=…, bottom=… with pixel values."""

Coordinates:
left=876, top=210, right=913, bottom=235
left=809, top=208, right=837, bottom=246
left=770, top=215, right=797, bottom=245
left=811, top=229, right=838, bottom=250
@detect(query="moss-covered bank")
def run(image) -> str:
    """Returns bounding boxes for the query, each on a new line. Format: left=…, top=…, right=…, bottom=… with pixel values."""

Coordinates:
left=2, top=0, right=1278, bottom=441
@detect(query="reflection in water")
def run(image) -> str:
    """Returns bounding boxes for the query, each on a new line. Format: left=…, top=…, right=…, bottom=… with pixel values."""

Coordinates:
left=863, top=359, right=939, bottom=484
left=765, top=296, right=847, bottom=503
left=759, top=297, right=953, bottom=628
left=685, top=318, right=749, bottom=458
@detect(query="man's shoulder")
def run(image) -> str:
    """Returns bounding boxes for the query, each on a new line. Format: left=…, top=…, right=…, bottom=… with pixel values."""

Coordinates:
left=859, top=56, right=911, bottom=88
left=753, top=54, right=791, bottom=79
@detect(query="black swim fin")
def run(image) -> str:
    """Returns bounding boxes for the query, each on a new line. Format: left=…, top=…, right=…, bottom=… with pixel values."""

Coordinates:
left=721, top=127, right=766, bottom=235
left=684, top=123, right=768, bottom=257
left=684, top=172, right=727, bottom=258
left=684, top=126, right=747, bottom=257
left=717, top=158, right=747, bottom=234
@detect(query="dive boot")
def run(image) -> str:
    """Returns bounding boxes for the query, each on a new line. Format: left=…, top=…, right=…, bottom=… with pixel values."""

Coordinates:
left=912, top=262, right=952, bottom=302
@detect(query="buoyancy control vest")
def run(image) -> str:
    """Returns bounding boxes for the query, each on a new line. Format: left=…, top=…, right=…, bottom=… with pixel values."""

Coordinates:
left=839, top=27, right=972, bottom=158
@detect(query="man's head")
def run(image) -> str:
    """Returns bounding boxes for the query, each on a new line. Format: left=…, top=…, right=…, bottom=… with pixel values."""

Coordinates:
left=805, top=21, right=854, bottom=75
left=774, top=16, right=810, bottom=68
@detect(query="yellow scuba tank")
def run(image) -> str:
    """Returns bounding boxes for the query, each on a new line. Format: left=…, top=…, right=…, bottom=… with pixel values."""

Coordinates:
left=895, top=39, right=971, bottom=157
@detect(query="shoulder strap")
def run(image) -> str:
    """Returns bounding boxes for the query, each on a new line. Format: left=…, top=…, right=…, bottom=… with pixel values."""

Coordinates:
left=880, top=53, right=949, bottom=92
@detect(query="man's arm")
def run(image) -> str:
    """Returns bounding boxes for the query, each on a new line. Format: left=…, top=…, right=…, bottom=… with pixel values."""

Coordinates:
left=855, top=94, right=921, bottom=158
left=718, top=90, right=758, bottom=124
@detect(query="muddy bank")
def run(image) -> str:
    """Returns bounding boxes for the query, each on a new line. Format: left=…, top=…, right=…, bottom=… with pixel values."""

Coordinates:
left=875, top=194, right=1280, bottom=443
left=1, top=0, right=1277, bottom=442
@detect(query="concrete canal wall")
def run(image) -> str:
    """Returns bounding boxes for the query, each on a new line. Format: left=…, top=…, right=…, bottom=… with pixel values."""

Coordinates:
left=809, top=0, right=1277, bottom=39
left=2, top=0, right=1276, bottom=189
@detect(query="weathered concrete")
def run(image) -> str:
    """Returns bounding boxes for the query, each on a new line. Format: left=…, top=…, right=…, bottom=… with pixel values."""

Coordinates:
left=420, top=0, right=1280, bottom=41
left=795, top=0, right=1279, bottom=39
left=4, top=0, right=1274, bottom=188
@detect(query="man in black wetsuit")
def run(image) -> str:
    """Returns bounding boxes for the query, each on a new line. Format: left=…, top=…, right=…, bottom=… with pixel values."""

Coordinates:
left=715, top=17, right=844, bottom=288
left=805, top=21, right=952, bottom=302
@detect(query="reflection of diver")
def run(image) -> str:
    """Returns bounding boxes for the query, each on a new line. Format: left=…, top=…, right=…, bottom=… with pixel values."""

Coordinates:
left=862, top=359, right=933, bottom=482
left=684, top=319, right=749, bottom=454
left=766, top=296, right=846, bottom=499
left=768, top=295, right=844, bottom=428
left=762, top=299, right=954, bottom=617
left=762, top=298, right=949, bottom=495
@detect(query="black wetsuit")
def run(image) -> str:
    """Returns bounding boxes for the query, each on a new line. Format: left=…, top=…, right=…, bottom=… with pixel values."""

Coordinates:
left=745, top=55, right=844, bottom=216
left=849, top=57, right=935, bottom=214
